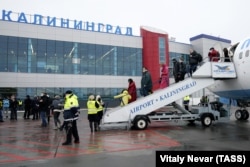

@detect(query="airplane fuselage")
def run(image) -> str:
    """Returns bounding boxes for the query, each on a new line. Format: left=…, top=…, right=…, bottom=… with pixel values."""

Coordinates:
left=208, top=37, right=250, bottom=100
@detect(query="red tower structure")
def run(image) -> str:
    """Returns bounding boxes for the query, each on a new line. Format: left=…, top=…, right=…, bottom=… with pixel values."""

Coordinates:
left=140, top=26, right=169, bottom=91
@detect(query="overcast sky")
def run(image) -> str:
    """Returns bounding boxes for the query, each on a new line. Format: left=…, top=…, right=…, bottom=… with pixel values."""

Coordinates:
left=1, top=0, right=250, bottom=44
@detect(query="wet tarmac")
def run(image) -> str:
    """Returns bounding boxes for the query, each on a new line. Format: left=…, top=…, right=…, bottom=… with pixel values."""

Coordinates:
left=1, top=108, right=250, bottom=167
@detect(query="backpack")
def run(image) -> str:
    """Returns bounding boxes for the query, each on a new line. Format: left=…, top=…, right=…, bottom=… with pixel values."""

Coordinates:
left=197, top=53, right=203, bottom=63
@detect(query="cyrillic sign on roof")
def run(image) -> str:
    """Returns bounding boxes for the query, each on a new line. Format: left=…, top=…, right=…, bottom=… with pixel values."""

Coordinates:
left=1, top=10, right=133, bottom=36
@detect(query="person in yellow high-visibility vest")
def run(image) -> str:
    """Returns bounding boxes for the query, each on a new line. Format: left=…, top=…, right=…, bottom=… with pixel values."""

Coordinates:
left=18, top=99, right=23, bottom=110
left=183, top=95, right=190, bottom=111
left=62, top=90, right=80, bottom=145
left=87, top=95, right=99, bottom=133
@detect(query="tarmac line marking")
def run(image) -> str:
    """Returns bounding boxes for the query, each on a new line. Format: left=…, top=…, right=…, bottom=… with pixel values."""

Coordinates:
left=146, top=130, right=181, bottom=147
left=0, top=152, right=27, bottom=161
left=1, top=143, right=58, bottom=157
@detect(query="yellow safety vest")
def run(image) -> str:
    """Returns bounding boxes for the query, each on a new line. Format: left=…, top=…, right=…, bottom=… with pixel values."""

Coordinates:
left=64, top=94, right=79, bottom=110
left=18, top=100, right=22, bottom=105
left=87, top=100, right=98, bottom=114
left=184, top=96, right=190, bottom=101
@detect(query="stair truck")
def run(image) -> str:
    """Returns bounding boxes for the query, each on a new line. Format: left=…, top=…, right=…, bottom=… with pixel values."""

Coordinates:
left=100, top=61, right=236, bottom=130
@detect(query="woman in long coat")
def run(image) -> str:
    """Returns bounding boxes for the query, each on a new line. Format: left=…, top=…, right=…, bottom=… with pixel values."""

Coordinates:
left=159, top=63, right=169, bottom=89
left=128, top=78, right=137, bottom=103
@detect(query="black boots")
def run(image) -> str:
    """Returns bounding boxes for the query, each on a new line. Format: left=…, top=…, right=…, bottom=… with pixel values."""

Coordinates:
left=62, top=142, right=72, bottom=145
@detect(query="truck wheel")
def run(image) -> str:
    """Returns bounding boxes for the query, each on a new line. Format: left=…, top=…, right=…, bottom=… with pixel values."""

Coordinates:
left=134, top=117, right=148, bottom=130
left=235, top=110, right=243, bottom=120
left=242, top=110, right=249, bottom=120
left=201, top=114, right=212, bottom=127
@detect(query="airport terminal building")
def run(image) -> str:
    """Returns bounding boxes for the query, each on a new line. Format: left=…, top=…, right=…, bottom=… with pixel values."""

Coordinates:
left=0, top=10, right=231, bottom=100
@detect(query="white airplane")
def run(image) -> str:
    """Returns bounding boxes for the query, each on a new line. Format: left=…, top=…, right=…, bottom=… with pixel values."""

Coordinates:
left=207, top=37, right=250, bottom=120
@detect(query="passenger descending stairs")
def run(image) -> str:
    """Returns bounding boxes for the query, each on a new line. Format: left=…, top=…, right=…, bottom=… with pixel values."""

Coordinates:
left=100, top=61, right=237, bottom=129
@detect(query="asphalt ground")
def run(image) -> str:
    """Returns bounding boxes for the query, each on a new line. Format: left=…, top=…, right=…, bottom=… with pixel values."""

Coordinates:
left=0, top=107, right=250, bottom=167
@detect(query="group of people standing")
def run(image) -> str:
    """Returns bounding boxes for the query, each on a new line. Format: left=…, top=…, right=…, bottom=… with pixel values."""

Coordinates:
left=172, top=46, right=231, bottom=83
left=172, top=48, right=202, bottom=82
left=115, top=64, right=170, bottom=107
left=0, top=95, right=19, bottom=122
left=0, top=91, right=81, bottom=146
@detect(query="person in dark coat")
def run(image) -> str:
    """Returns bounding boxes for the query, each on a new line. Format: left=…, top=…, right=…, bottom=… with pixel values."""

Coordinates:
left=23, top=95, right=32, bottom=119
left=96, top=95, right=105, bottom=129
left=175, top=57, right=186, bottom=82
left=140, top=67, right=153, bottom=96
left=0, top=96, right=4, bottom=122
left=31, top=96, right=39, bottom=120
left=9, top=95, right=18, bottom=120
left=223, top=47, right=231, bottom=62
left=39, top=93, right=50, bottom=127
left=128, top=78, right=137, bottom=103
left=51, top=95, right=63, bottom=130
left=189, top=49, right=199, bottom=77
left=172, top=58, right=179, bottom=83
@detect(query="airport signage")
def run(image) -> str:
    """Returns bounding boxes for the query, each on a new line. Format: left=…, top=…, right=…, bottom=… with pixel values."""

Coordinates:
left=1, top=9, right=134, bottom=36
left=130, top=80, right=197, bottom=114
left=212, top=63, right=236, bottom=78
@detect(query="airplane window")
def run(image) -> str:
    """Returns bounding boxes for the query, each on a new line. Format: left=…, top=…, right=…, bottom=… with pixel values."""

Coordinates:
left=245, top=50, right=249, bottom=57
left=239, top=52, right=243, bottom=59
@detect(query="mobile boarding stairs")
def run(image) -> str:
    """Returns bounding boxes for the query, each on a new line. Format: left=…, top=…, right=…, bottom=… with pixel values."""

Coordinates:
left=100, top=61, right=237, bottom=130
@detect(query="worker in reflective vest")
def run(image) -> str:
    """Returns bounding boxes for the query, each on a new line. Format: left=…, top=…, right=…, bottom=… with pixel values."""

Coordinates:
left=18, top=99, right=23, bottom=110
left=87, top=95, right=99, bottom=133
left=183, top=95, right=190, bottom=111
left=62, top=90, right=80, bottom=145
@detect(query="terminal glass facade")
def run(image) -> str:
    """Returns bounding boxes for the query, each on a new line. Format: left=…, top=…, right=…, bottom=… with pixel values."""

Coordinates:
left=0, top=35, right=142, bottom=76
left=0, top=35, right=142, bottom=99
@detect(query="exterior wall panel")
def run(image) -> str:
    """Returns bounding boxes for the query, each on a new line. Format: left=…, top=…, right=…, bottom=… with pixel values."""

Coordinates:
left=0, top=72, right=142, bottom=89
left=140, top=26, right=169, bottom=91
